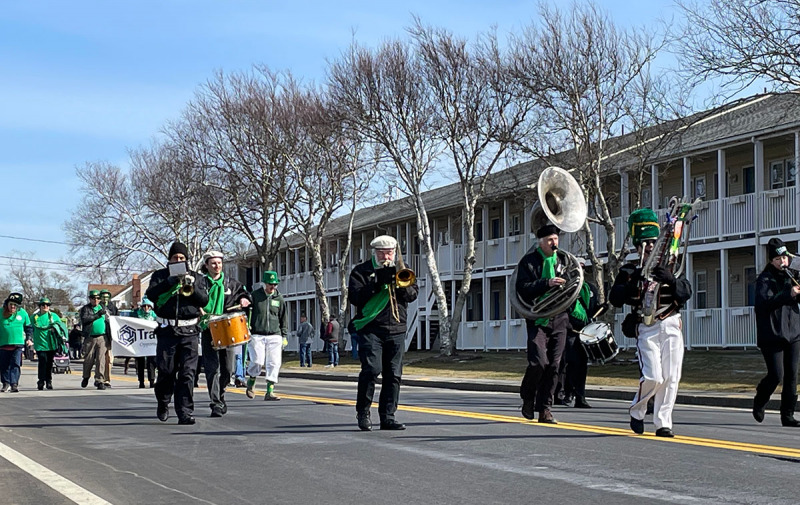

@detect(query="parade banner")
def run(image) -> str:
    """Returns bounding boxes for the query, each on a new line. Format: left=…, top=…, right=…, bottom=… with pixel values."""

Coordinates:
left=109, top=316, right=158, bottom=357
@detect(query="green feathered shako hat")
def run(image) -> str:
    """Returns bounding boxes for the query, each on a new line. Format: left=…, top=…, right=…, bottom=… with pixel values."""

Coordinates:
left=628, top=208, right=660, bottom=246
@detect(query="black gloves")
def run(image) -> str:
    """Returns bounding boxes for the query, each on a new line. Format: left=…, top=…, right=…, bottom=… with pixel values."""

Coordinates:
left=375, top=266, right=397, bottom=286
left=652, top=265, right=676, bottom=286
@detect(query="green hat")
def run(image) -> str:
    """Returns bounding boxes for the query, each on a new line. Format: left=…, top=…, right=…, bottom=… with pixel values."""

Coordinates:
left=140, top=297, right=153, bottom=307
left=88, top=290, right=101, bottom=298
left=99, top=289, right=111, bottom=296
left=38, top=297, right=51, bottom=305
left=262, top=271, right=280, bottom=285
left=628, top=208, right=660, bottom=246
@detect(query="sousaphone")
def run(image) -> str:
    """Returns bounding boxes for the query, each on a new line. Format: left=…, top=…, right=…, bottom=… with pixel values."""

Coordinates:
left=509, top=167, right=587, bottom=320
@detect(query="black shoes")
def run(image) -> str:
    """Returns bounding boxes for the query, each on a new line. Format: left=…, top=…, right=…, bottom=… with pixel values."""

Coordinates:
left=780, top=416, right=800, bottom=427
left=81, top=377, right=89, bottom=388
left=157, top=404, right=169, bottom=422
left=96, top=383, right=106, bottom=390
left=379, top=420, right=406, bottom=431
left=574, top=397, right=592, bottom=409
left=178, top=416, right=196, bottom=425
left=655, top=427, right=675, bottom=438
left=37, top=381, right=44, bottom=391
left=357, top=412, right=372, bottom=431
left=45, top=382, right=52, bottom=390
left=630, top=416, right=645, bottom=434
left=9, top=384, right=19, bottom=393
left=521, top=400, right=536, bottom=420
left=139, top=382, right=146, bottom=389
left=210, top=406, right=224, bottom=418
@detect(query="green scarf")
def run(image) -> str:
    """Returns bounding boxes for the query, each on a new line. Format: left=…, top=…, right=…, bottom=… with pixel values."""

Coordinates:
left=200, top=272, right=226, bottom=330
left=534, top=248, right=557, bottom=326
left=353, top=258, right=391, bottom=332
left=570, top=282, right=590, bottom=324
left=156, top=283, right=181, bottom=308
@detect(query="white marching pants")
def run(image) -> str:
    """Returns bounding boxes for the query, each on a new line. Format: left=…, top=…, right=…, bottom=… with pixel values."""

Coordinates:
left=629, top=314, right=684, bottom=430
left=247, top=334, right=282, bottom=384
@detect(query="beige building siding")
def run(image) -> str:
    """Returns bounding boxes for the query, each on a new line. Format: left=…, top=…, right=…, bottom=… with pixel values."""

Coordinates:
left=728, top=249, right=756, bottom=307
left=659, top=162, right=684, bottom=208
left=691, top=252, right=720, bottom=308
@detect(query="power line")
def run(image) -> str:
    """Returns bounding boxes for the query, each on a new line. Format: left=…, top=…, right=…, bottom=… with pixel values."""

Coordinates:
left=0, top=234, right=73, bottom=246
left=0, top=255, right=143, bottom=273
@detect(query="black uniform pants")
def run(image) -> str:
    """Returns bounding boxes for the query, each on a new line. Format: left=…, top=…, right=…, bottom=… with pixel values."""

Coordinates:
left=356, top=331, right=404, bottom=422
left=757, top=339, right=800, bottom=414
left=136, top=357, right=156, bottom=385
left=201, top=329, right=235, bottom=410
left=154, top=328, right=199, bottom=421
left=37, top=350, right=55, bottom=383
left=555, top=330, right=588, bottom=400
left=520, top=312, right=568, bottom=412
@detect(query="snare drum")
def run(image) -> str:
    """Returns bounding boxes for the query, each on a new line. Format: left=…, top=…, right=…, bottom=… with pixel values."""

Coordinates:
left=578, top=322, right=619, bottom=364
left=208, top=312, right=251, bottom=350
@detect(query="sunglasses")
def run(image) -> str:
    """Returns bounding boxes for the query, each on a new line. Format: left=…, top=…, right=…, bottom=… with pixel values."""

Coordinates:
left=90, top=296, right=100, bottom=299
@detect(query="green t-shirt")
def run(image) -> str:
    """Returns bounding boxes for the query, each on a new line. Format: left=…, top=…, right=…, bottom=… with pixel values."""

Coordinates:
left=89, top=305, right=106, bottom=336
left=0, top=308, right=31, bottom=346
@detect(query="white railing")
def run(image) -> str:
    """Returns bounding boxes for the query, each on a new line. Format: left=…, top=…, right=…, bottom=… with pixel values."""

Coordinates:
left=505, top=235, right=527, bottom=268
left=690, top=199, right=719, bottom=240
left=460, top=321, right=484, bottom=350
left=435, top=243, right=453, bottom=275
left=484, top=238, right=506, bottom=269
left=724, top=306, right=757, bottom=347
left=760, top=186, right=796, bottom=232
left=722, top=193, right=755, bottom=236
left=484, top=320, right=508, bottom=350
left=687, top=308, right=724, bottom=347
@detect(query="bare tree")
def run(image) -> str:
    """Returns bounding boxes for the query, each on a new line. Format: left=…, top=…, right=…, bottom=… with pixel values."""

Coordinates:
left=675, top=0, right=800, bottom=96
left=328, top=39, right=449, bottom=352
left=409, top=21, right=538, bottom=355
left=510, top=2, right=670, bottom=296
left=172, top=68, right=300, bottom=272
left=4, top=251, right=81, bottom=310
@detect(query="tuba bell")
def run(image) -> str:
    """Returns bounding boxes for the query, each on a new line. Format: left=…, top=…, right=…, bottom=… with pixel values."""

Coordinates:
left=509, top=166, right=587, bottom=320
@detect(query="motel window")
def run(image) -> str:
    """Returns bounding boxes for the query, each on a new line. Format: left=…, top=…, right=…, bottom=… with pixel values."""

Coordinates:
left=743, top=166, right=755, bottom=194
left=491, top=290, right=501, bottom=320
left=695, top=270, right=707, bottom=309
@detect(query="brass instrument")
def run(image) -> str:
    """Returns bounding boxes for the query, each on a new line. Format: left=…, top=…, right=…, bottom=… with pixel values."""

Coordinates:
left=640, top=196, right=699, bottom=326
left=387, top=243, right=416, bottom=322
left=509, top=166, right=587, bottom=320
left=180, top=274, right=195, bottom=297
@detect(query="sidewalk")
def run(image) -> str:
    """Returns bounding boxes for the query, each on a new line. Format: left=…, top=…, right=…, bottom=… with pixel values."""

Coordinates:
left=280, top=368, right=767, bottom=410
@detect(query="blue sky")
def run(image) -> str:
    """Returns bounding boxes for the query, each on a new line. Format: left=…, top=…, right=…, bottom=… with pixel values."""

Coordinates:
left=0, top=0, right=673, bottom=286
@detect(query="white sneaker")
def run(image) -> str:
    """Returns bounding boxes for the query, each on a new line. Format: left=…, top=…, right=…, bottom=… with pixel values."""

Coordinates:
left=324, top=364, right=334, bottom=368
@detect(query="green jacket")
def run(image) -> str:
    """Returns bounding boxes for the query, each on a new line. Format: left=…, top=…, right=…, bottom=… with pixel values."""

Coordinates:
left=134, top=308, right=157, bottom=321
left=33, top=311, right=63, bottom=351
left=0, top=308, right=31, bottom=346
left=249, top=288, right=288, bottom=338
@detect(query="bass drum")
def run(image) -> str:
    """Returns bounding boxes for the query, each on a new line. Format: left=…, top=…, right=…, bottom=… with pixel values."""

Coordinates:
left=578, top=322, right=619, bottom=364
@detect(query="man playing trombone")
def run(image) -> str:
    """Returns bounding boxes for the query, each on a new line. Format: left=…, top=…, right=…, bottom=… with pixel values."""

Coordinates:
left=349, top=235, right=418, bottom=431
left=517, top=223, right=572, bottom=424
left=753, top=238, right=800, bottom=427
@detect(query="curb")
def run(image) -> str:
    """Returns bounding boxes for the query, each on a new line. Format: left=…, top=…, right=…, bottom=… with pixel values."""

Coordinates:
left=280, top=371, right=773, bottom=411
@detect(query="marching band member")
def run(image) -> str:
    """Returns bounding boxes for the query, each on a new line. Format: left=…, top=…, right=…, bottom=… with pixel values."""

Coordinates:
left=199, top=250, right=251, bottom=416
left=349, top=235, right=418, bottom=431
left=609, top=208, right=691, bottom=437
left=146, top=242, right=209, bottom=425
left=80, top=290, right=109, bottom=390
left=245, top=271, right=287, bottom=401
left=517, top=224, right=572, bottom=424
left=752, top=238, right=800, bottom=427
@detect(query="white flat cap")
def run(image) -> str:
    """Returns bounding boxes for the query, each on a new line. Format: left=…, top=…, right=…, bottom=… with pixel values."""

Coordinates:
left=202, top=250, right=224, bottom=263
left=370, top=235, right=397, bottom=250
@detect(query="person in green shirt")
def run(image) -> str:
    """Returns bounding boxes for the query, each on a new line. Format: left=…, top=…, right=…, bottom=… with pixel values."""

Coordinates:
left=80, top=290, right=109, bottom=390
left=32, top=297, right=63, bottom=390
left=0, top=293, right=31, bottom=393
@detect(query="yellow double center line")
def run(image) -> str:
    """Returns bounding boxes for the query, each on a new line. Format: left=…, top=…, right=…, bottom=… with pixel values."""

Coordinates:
left=108, top=373, right=800, bottom=459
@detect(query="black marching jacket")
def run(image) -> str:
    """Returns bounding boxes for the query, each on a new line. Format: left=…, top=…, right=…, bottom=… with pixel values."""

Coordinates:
left=194, top=274, right=252, bottom=313
left=755, top=264, right=800, bottom=348
left=609, top=262, right=692, bottom=313
left=349, top=259, right=419, bottom=337
left=515, top=248, right=572, bottom=306
left=145, top=267, right=209, bottom=334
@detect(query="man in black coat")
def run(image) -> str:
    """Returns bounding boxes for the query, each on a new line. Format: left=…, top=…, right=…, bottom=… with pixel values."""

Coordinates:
left=753, top=237, right=800, bottom=427
left=516, top=223, right=572, bottom=424
left=145, top=242, right=209, bottom=425
left=349, top=235, right=418, bottom=431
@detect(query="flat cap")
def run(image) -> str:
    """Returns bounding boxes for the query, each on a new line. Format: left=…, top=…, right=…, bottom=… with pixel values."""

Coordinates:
left=370, top=235, right=397, bottom=250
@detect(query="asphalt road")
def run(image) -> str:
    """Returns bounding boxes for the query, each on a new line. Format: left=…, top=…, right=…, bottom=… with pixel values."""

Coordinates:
left=1, top=365, right=799, bottom=505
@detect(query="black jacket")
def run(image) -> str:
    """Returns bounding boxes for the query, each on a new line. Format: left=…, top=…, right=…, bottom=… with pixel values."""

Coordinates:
left=145, top=267, right=209, bottom=331
left=349, top=259, right=419, bottom=337
left=515, top=247, right=572, bottom=305
left=568, top=281, right=600, bottom=331
left=79, top=304, right=105, bottom=338
left=609, top=262, right=691, bottom=310
left=755, top=264, right=800, bottom=348
left=195, top=273, right=252, bottom=313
